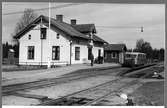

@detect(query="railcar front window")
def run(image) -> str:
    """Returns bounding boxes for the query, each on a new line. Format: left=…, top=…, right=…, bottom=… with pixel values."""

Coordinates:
left=132, top=54, right=137, bottom=58
left=126, top=54, right=131, bottom=58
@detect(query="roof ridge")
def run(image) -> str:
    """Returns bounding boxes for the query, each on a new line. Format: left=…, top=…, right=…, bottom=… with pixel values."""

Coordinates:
left=74, top=23, right=95, bottom=25
left=14, top=14, right=106, bottom=44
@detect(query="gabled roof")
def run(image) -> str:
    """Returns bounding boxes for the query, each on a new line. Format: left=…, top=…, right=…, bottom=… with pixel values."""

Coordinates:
left=93, top=35, right=108, bottom=43
left=14, top=15, right=88, bottom=40
left=72, top=24, right=96, bottom=34
left=50, top=17, right=89, bottom=39
left=14, top=15, right=106, bottom=44
left=104, top=44, right=127, bottom=51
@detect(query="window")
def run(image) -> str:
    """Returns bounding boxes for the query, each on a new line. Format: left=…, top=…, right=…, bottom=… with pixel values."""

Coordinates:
left=57, top=33, right=60, bottom=39
left=75, top=47, right=80, bottom=60
left=131, top=54, right=137, bottom=59
left=27, top=46, right=34, bottom=59
left=126, top=54, right=131, bottom=58
left=28, top=35, right=31, bottom=40
left=40, top=28, right=47, bottom=39
left=52, top=46, right=60, bottom=60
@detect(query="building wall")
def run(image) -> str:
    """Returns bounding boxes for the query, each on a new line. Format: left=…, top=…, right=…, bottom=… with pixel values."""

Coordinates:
left=19, top=24, right=104, bottom=65
left=104, top=50, right=126, bottom=64
left=104, top=51, right=119, bottom=63
left=71, top=41, right=104, bottom=64
left=19, top=24, right=70, bottom=65
left=19, top=24, right=42, bottom=65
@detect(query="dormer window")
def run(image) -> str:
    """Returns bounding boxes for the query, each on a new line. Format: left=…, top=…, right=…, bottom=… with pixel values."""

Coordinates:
left=40, top=28, right=47, bottom=39
left=57, top=33, right=60, bottom=39
left=28, top=35, right=31, bottom=40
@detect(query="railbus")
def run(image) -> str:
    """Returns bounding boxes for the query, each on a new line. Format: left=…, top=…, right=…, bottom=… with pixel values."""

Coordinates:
left=123, top=52, right=147, bottom=67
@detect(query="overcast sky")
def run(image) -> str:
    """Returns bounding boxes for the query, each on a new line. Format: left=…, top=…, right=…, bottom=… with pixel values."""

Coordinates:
left=2, top=2, right=165, bottom=49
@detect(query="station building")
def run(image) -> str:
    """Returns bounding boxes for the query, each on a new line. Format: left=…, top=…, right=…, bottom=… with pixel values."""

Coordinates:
left=14, top=15, right=107, bottom=66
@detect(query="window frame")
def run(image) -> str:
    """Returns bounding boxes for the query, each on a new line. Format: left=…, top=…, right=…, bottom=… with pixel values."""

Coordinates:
left=52, top=46, right=60, bottom=60
left=75, top=47, right=80, bottom=60
left=56, top=33, right=60, bottom=39
left=28, top=34, right=31, bottom=40
left=40, top=27, right=47, bottom=39
left=27, top=46, right=35, bottom=60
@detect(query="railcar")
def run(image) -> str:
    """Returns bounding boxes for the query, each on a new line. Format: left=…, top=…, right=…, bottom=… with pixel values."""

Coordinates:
left=123, top=52, right=146, bottom=67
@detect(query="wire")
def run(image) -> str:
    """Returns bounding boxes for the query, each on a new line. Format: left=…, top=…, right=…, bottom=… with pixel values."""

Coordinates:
left=96, top=26, right=144, bottom=32
left=3, top=3, right=85, bottom=16
left=96, top=26, right=142, bottom=29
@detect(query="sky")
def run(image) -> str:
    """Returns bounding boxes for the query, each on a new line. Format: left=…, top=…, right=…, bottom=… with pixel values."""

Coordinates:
left=2, top=2, right=165, bottom=49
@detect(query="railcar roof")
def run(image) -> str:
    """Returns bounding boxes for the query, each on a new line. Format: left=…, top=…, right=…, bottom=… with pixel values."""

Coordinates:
left=126, top=52, right=146, bottom=55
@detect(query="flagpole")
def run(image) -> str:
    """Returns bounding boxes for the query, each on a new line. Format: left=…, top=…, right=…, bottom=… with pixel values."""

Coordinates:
left=47, top=2, right=51, bottom=68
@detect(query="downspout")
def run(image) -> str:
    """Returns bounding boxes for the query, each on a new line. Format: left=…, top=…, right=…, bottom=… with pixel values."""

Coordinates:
left=40, top=17, right=43, bottom=66
left=70, top=40, right=72, bottom=65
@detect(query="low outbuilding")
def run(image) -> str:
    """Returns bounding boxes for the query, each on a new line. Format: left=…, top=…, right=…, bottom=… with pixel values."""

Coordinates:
left=104, top=44, right=127, bottom=64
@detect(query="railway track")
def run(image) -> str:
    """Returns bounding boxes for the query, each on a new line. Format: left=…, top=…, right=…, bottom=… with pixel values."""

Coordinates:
left=38, top=65, right=156, bottom=106
left=38, top=77, right=141, bottom=106
left=2, top=67, right=128, bottom=95
left=2, top=64, right=157, bottom=96
left=2, top=63, right=162, bottom=106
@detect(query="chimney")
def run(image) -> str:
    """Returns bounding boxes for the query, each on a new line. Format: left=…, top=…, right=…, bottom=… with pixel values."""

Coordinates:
left=71, top=19, right=76, bottom=25
left=56, top=15, right=63, bottom=22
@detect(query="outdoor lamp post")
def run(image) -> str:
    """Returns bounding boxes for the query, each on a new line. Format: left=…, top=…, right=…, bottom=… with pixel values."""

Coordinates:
left=88, top=33, right=94, bottom=66
left=89, top=33, right=94, bottom=49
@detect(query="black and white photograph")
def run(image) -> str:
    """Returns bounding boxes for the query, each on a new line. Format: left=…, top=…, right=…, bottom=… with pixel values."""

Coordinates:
left=2, top=2, right=165, bottom=106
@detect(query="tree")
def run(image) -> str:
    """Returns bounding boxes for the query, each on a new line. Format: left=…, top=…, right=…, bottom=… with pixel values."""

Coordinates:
left=2, top=42, right=13, bottom=58
left=135, top=38, right=144, bottom=52
left=135, top=38, right=153, bottom=59
left=12, top=8, right=38, bottom=43
left=152, top=48, right=159, bottom=59
left=13, top=44, right=19, bottom=58
left=142, top=41, right=153, bottom=59
left=159, top=48, right=164, bottom=61
left=2, top=42, right=8, bottom=58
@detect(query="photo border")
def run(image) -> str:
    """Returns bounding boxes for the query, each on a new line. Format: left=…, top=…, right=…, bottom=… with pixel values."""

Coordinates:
left=0, top=0, right=166, bottom=107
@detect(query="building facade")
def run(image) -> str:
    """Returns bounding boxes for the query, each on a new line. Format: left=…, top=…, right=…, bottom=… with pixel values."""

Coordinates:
left=14, top=15, right=107, bottom=66
left=104, top=44, right=127, bottom=64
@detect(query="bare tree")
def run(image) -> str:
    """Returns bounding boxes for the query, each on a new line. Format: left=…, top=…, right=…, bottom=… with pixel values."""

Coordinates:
left=12, top=8, right=38, bottom=43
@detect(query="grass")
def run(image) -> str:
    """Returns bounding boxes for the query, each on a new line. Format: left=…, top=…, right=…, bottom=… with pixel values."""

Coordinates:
left=130, top=81, right=164, bottom=106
